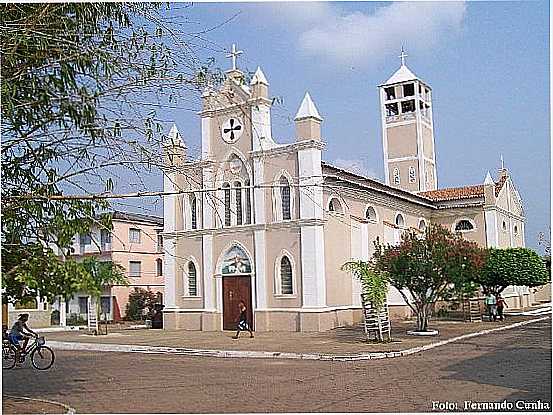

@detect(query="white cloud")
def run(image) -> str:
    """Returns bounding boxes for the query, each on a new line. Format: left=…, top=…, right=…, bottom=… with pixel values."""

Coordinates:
left=332, top=158, right=380, bottom=180
left=297, top=2, right=467, bottom=65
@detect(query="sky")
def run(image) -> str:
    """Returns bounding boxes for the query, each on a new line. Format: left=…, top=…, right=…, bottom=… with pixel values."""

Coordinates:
left=119, top=1, right=550, bottom=251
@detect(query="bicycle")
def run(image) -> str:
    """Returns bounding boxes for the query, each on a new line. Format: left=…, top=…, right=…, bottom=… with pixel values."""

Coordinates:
left=2, top=332, right=55, bottom=370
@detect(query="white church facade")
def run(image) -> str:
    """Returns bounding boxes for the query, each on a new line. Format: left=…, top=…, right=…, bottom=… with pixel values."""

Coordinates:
left=161, top=47, right=528, bottom=332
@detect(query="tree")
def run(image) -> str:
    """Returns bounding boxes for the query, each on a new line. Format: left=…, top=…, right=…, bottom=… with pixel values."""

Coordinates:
left=125, top=288, right=159, bottom=321
left=1, top=3, right=218, bottom=303
left=475, top=248, right=549, bottom=296
left=341, top=261, right=388, bottom=311
left=374, top=224, right=486, bottom=332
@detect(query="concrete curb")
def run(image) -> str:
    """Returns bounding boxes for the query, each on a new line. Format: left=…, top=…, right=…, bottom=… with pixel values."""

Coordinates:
left=4, top=395, right=76, bottom=414
left=48, top=316, right=550, bottom=362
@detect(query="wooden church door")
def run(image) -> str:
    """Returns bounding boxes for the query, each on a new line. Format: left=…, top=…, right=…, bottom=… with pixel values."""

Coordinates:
left=222, top=276, right=253, bottom=330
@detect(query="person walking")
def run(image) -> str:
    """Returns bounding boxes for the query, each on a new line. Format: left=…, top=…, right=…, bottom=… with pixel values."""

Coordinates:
left=496, top=294, right=508, bottom=321
left=232, top=300, right=254, bottom=339
left=484, top=292, right=497, bottom=322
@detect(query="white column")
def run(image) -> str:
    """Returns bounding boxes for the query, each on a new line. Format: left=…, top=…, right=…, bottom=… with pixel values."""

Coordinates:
left=202, top=167, right=214, bottom=229
left=254, top=230, right=267, bottom=309
left=298, top=148, right=323, bottom=220
left=201, top=116, right=212, bottom=160
left=253, top=157, right=266, bottom=224
left=251, top=104, right=274, bottom=151
left=484, top=209, right=499, bottom=247
left=59, top=296, right=67, bottom=327
left=163, top=238, right=177, bottom=309
left=202, top=235, right=215, bottom=311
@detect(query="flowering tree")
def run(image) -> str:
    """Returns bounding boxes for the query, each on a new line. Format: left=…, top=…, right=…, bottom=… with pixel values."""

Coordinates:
left=374, top=224, right=486, bottom=332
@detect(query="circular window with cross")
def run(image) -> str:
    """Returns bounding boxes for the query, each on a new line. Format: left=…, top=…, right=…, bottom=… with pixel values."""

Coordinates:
left=221, top=117, right=244, bottom=143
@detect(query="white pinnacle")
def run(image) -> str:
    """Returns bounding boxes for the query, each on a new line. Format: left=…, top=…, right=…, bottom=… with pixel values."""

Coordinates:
left=484, top=171, right=494, bottom=185
left=294, top=92, right=322, bottom=121
left=250, top=66, right=269, bottom=86
left=167, top=124, right=185, bottom=147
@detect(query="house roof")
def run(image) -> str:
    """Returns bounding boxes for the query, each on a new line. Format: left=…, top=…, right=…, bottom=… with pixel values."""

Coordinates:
left=419, top=175, right=508, bottom=202
left=111, top=211, right=164, bottom=227
left=384, top=64, right=419, bottom=85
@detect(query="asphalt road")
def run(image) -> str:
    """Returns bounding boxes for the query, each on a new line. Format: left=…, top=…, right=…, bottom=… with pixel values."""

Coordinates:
left=3, top=318, right=551, bottom=413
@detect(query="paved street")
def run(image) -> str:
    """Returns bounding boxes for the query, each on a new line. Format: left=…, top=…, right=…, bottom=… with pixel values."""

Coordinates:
left=3, top=318, right=551, bottom=413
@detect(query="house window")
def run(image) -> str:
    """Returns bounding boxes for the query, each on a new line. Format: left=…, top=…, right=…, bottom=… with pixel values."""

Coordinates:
left=385, top=103, right=399, bottom=116
left=403, top=83, right=415, bottom=97
left=401, top=100, right=416, bottom=113
left=78, top=297, right=88, bottom=315
left=365, top=206, right=377, bottom=222
left=455, top=220, right=474, bottom=232
left=188, top=262, right=197, bottom=296
left=156, top=258, right=163, bottom=276
left=157, top=231, right=163, bottom=252
left=385, top=87, right=396, bottom=100
left=418, top=219, right=427, bottom=232
left=191, top=196, right=198, bottom=230
left=395, top=213, right=405, bottom=228
left=328, top=197, right=343, bottom=213
left=244, top=179, right=251, bottom=225
left=280, top=256, right=293, bottom=295
left=234, top=182, right=243, bottom=225
left=129, top=228, right=141, bottom=243
left=409, top=166, right=416, bottom=184
left=79, top=233, right=91, bottom=246
left=100, top=296, right=111, bottom=315
left=129, top=261, right=141, bottom=277
left=393, top=168, right=400, bottom=185
left=223, top=183, right=231, bottom=226
left=280, top=176, right=291, bottom=220
left=100, top=229, right=111, bottom=249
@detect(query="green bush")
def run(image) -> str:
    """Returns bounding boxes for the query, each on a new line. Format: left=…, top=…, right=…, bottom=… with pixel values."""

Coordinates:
left=125, top=288, right=159, bottom=321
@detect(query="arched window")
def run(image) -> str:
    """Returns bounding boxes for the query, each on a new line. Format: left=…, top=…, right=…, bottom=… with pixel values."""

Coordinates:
left=409, top=166, right=416, bottom=184
left=280, top=176, right=291, bottom=220
left=418, top=219, right=427, bottom=232
left=280, top=256, right=293, bottom=295
left=365, top=206, right=377, bottom=222
left=187, top=262, right=197, bottom=296
left=328, top=197, right=343, bottom=213
left=190, top=195, right=197, bottom=230
left=244, top=179, right=251, bottom=225
left=223, top=183, right=231, bottom=227
left=156, top=258, right=163, bottom=276
left=455, top=219, right=474, bottom=232
left=395, top=213, right=405, bottom=228
left=393, top=168, right=400, bottom=185
left=502, top=221, right=507, bottom=232
left=234, top=181, right=243, bottom=225
left=514, top=225, right=519, bottom=235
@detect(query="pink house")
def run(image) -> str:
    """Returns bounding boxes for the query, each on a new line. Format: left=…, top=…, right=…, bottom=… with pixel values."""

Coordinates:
left=64, top=211, right=164, bottom=322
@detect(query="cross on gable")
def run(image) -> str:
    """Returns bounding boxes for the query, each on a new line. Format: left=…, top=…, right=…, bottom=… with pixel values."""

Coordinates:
left=399, top=46, right=408, bottom=66
left=226, top=43, right=243, bottom=71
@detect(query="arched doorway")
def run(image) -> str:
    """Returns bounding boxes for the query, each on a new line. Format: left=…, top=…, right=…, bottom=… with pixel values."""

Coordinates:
left=220, top=245, right=253, bottom=330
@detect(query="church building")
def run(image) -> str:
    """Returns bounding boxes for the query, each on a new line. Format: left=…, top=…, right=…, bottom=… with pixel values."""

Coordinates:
left=161, top=46, right=528, bottom=332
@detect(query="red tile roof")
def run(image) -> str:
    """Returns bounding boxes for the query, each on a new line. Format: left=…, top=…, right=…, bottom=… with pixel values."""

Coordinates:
left=420, top=176, right=507, bottom=202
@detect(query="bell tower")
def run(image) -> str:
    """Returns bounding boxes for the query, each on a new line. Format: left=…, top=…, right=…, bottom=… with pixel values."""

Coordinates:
left=379, top=48, right=437, bottom=192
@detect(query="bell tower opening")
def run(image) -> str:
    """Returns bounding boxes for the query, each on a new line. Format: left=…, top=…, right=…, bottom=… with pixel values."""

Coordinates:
left=379, top=48, right=437, bottom=192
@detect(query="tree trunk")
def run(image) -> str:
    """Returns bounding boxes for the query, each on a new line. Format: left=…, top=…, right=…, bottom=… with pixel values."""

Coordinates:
left=416, top=303, right=432, bottom=331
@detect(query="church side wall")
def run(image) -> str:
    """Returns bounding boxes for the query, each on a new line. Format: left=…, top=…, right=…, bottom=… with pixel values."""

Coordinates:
left=175, top=235, right=204, bottom=310
left=430, top=208, right=487, bottom=247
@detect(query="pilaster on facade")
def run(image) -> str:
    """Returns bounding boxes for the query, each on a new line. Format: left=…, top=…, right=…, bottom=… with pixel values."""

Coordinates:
left=163, top=238, right=177, bottom=309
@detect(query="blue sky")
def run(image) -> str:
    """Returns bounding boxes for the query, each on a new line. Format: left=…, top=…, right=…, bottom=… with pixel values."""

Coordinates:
left=122, top=1, right=550, bottom=251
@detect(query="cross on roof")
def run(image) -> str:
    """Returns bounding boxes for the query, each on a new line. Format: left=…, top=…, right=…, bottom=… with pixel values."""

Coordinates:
left=226, top=43, right=243, bottom=71
left=399, top=46, right=408, bottom=66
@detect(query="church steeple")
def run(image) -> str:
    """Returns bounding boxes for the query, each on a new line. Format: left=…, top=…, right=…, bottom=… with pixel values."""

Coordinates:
left=379, top=48, right=437, bottom=192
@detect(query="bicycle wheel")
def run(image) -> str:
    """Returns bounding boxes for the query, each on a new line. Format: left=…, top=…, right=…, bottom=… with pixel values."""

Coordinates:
left=2, top=345, right=17, bottom=370
left=31, top=346, right=55, bottom=370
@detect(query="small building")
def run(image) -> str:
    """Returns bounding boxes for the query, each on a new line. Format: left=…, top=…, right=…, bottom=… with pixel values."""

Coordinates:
left=60, top=211, right=164, bottom=324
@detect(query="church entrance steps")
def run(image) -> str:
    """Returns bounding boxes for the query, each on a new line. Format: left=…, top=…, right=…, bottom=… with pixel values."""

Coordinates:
left=46, top=315, right=549, bottom=362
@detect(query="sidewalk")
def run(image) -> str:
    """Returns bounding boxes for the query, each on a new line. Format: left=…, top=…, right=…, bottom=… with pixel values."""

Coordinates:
left=44, top=315, right=544, bottom=356
left=2, top=396, right=74, bottom=415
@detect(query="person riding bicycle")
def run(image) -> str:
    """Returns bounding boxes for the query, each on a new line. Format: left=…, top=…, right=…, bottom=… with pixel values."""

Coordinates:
left=9, top=313, right=37, bottom=357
